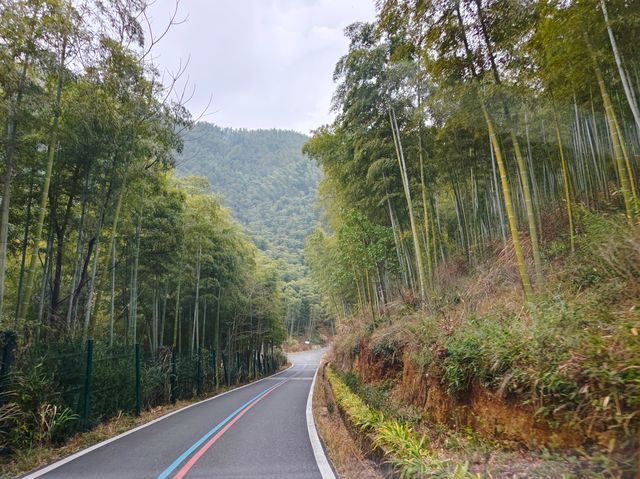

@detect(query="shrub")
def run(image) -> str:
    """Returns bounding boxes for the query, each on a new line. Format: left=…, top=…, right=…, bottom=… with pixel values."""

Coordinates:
left=2, top=364, right=78, bottom=450
left=327, top=365, right=477, bottom=478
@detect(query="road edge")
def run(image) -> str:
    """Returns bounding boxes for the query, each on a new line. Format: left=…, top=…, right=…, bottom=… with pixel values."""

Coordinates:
left=306, top=363, right=337, bottom=479
left=20, top=363, right=295, bottom=479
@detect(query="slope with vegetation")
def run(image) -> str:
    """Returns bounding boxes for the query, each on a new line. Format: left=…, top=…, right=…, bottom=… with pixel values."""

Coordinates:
left=304, top=0, right=640, bottom=476
left=0, top=0, right=285, bottom=462
left=176, top=122, right=332, bottom=343
left=177, top=123, right=320, bottom=278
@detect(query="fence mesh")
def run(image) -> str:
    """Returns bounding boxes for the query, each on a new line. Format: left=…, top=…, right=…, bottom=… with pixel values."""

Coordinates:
left=0, top=334, right=282, bottom=450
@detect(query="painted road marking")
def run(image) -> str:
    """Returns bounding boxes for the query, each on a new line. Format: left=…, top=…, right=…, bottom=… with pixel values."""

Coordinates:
left=264, top=377, right=312, bottom=380
left=159, top=362, right=313, bottom=478
left=306, top=365, right=336, bottom=479
left=172, top=381, right=286, bottom=479
left=157, top=381, right=286, bottom=479
left=21, top=365, right=294, bottom=479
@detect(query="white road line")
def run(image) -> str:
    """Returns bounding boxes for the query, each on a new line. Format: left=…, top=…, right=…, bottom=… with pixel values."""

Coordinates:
left=21, top=363, right=295, bottom=479
left=306, top=365, right=336, bottom=479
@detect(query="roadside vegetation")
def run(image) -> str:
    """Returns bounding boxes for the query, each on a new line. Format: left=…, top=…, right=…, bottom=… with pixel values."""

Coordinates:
left=327, top=365, right=478, bottom=478
left=0, top=0, right=286, bottom=464
left=304, top=0, right=640, bottom=475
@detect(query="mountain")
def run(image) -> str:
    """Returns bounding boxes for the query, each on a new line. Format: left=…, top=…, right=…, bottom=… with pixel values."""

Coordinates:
left=175, top=122, right=321, bottom=280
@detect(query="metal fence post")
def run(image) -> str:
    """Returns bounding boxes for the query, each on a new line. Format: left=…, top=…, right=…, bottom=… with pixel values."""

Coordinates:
left=211, top=349, right=217, bottom=391
left=81, top=339, right=94, bottom=430
left=0, top=331, right=16, bottom=382
left=135, top=343, right=141, bottom=416
left=222, top=352, right=229, bottom=387
left=196, top=348, right=203, bottom=395
left=235, top=351, right=240, bottom=384
left=170, top=349, right=177, bottom=405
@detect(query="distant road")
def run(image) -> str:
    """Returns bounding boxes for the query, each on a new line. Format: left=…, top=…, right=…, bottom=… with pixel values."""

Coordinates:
left=23, top=348, right=335, bottom=479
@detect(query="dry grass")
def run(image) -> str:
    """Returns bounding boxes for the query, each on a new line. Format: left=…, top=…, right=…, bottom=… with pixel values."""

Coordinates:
left=0, top=398, right=196, bottom=478
left=0, top=366, right=294, bottom=479
left=283, top=338, right=311, bottom=353
left=313, top=351, right=382, bottom=479
left=328, top=214, right=640, bottom=475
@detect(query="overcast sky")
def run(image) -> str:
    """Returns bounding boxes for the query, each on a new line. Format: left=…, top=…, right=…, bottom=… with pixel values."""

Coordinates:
left=147, top=0, right=376, bottom=134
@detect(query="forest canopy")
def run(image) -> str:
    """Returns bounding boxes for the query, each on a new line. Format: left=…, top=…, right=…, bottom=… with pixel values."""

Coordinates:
left=304, top=0, right=640, bottom=315
left=176, top=123, right=320, bottom=279
left=176, top=123, right=330, bottom=342
left=0, top=0, right=286, bottom=357
left=301, top=1, right=640, bottom=468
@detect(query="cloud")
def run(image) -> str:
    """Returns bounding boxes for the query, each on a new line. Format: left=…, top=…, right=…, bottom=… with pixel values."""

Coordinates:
left=147, top=0, right=376, bottom=133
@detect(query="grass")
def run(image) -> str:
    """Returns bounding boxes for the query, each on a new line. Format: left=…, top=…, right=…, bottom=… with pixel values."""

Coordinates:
left=326, top=365, right=478, bottom=478
left=312, top=355, right=382, bottom=479
left=434, top=211, right=640, bottom=443
left=0, top=399, right=191, bottom=478
left=326, top=363, right=637, bottom=478
left=0, top=361, right=292, bottom=479
left=330, top=210, right=639, bottom=475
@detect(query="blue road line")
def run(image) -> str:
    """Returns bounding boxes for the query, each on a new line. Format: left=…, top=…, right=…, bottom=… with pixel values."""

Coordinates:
left=157, top=383, right=281, bottom=479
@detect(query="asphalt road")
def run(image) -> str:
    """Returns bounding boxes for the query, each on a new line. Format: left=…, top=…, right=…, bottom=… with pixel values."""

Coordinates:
left=23, top=348, right=334, bottom=479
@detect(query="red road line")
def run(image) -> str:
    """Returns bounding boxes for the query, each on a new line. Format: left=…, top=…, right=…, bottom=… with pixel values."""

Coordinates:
left=173, top=381, right=284, bottom=479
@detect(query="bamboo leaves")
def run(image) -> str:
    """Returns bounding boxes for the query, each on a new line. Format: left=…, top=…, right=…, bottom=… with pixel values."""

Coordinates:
left=305, top=0, right=640, bottom=315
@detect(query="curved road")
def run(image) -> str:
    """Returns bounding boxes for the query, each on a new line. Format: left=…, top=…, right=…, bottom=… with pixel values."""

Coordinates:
left=23, top=349, right=334, bottom=479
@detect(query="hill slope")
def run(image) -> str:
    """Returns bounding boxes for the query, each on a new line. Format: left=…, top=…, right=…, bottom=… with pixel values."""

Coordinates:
left=176, top=122, right=320, bottom=280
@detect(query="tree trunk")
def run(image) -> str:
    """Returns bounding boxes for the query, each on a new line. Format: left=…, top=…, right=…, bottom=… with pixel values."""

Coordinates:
left=214, top=285, right=221, bottom=388
left=159, top=282, right=167, bottom=348
left=173, top=278, right=181, bottom=348
left=201, top=297, right=207, bottom=350
left=601, top=0, right=640, bottom=135
left=109, top=237, right=116, bottom=347
left=418, top=132, right=433, bottom=287
left=0, top=58, right=30, bottom=323
left=511, top=132, right=544, bottom=288
left=19, top=37, right=67, bottom=321
left=130, top=214, right=141, bottom=344
left=50, top=184, right=76, bottom=321
left=593, top=61, right=636, bottom=222
left=554, top=109, right=575, bottom=252
left=489, top=135, right=507, bottom=245
left=191, top=248, right=201, bottom=356
left=473, top=0, right=543, bottom=287
left=34, top=227, right=54, bottom=345
left=93, top=172, right=127, bottom=319
left=66, top=174, right=90, bottom=335
left=14, top=175, right=35, bottom=325
left=389, top=108, right=427, bottom=303
left=454, top=1, right=533, bottom=298
left=82, top=237, right=100, bottom=343
left=482, top=104, right=533, bottom=299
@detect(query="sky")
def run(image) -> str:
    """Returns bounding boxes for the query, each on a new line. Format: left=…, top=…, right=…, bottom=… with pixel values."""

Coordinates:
left=147, top=0, right=376, bottom=134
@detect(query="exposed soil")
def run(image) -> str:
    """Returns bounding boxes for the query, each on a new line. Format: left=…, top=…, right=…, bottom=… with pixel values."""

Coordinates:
left=326, top=344, right=637, bottom=478
left=352, top=337, right=584, bottom=449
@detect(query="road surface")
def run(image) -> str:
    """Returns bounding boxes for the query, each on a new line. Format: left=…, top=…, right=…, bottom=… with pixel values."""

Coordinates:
left=23, top=348, right=334, bottom=479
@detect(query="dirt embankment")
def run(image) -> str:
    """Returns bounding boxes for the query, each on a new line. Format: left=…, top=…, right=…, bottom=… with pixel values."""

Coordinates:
left=349, top=341, right=582, bottom=449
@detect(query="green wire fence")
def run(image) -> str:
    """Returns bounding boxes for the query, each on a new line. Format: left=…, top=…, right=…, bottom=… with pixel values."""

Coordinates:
left=0, top=332, right=282, bottom=443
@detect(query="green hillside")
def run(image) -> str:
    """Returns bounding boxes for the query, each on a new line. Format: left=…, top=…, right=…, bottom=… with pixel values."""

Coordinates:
left=176, top=122, right=321, bottom=280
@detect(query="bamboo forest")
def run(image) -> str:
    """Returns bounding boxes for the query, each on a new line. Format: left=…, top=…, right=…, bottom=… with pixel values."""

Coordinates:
left=0, top=0, right=639, bottom=477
